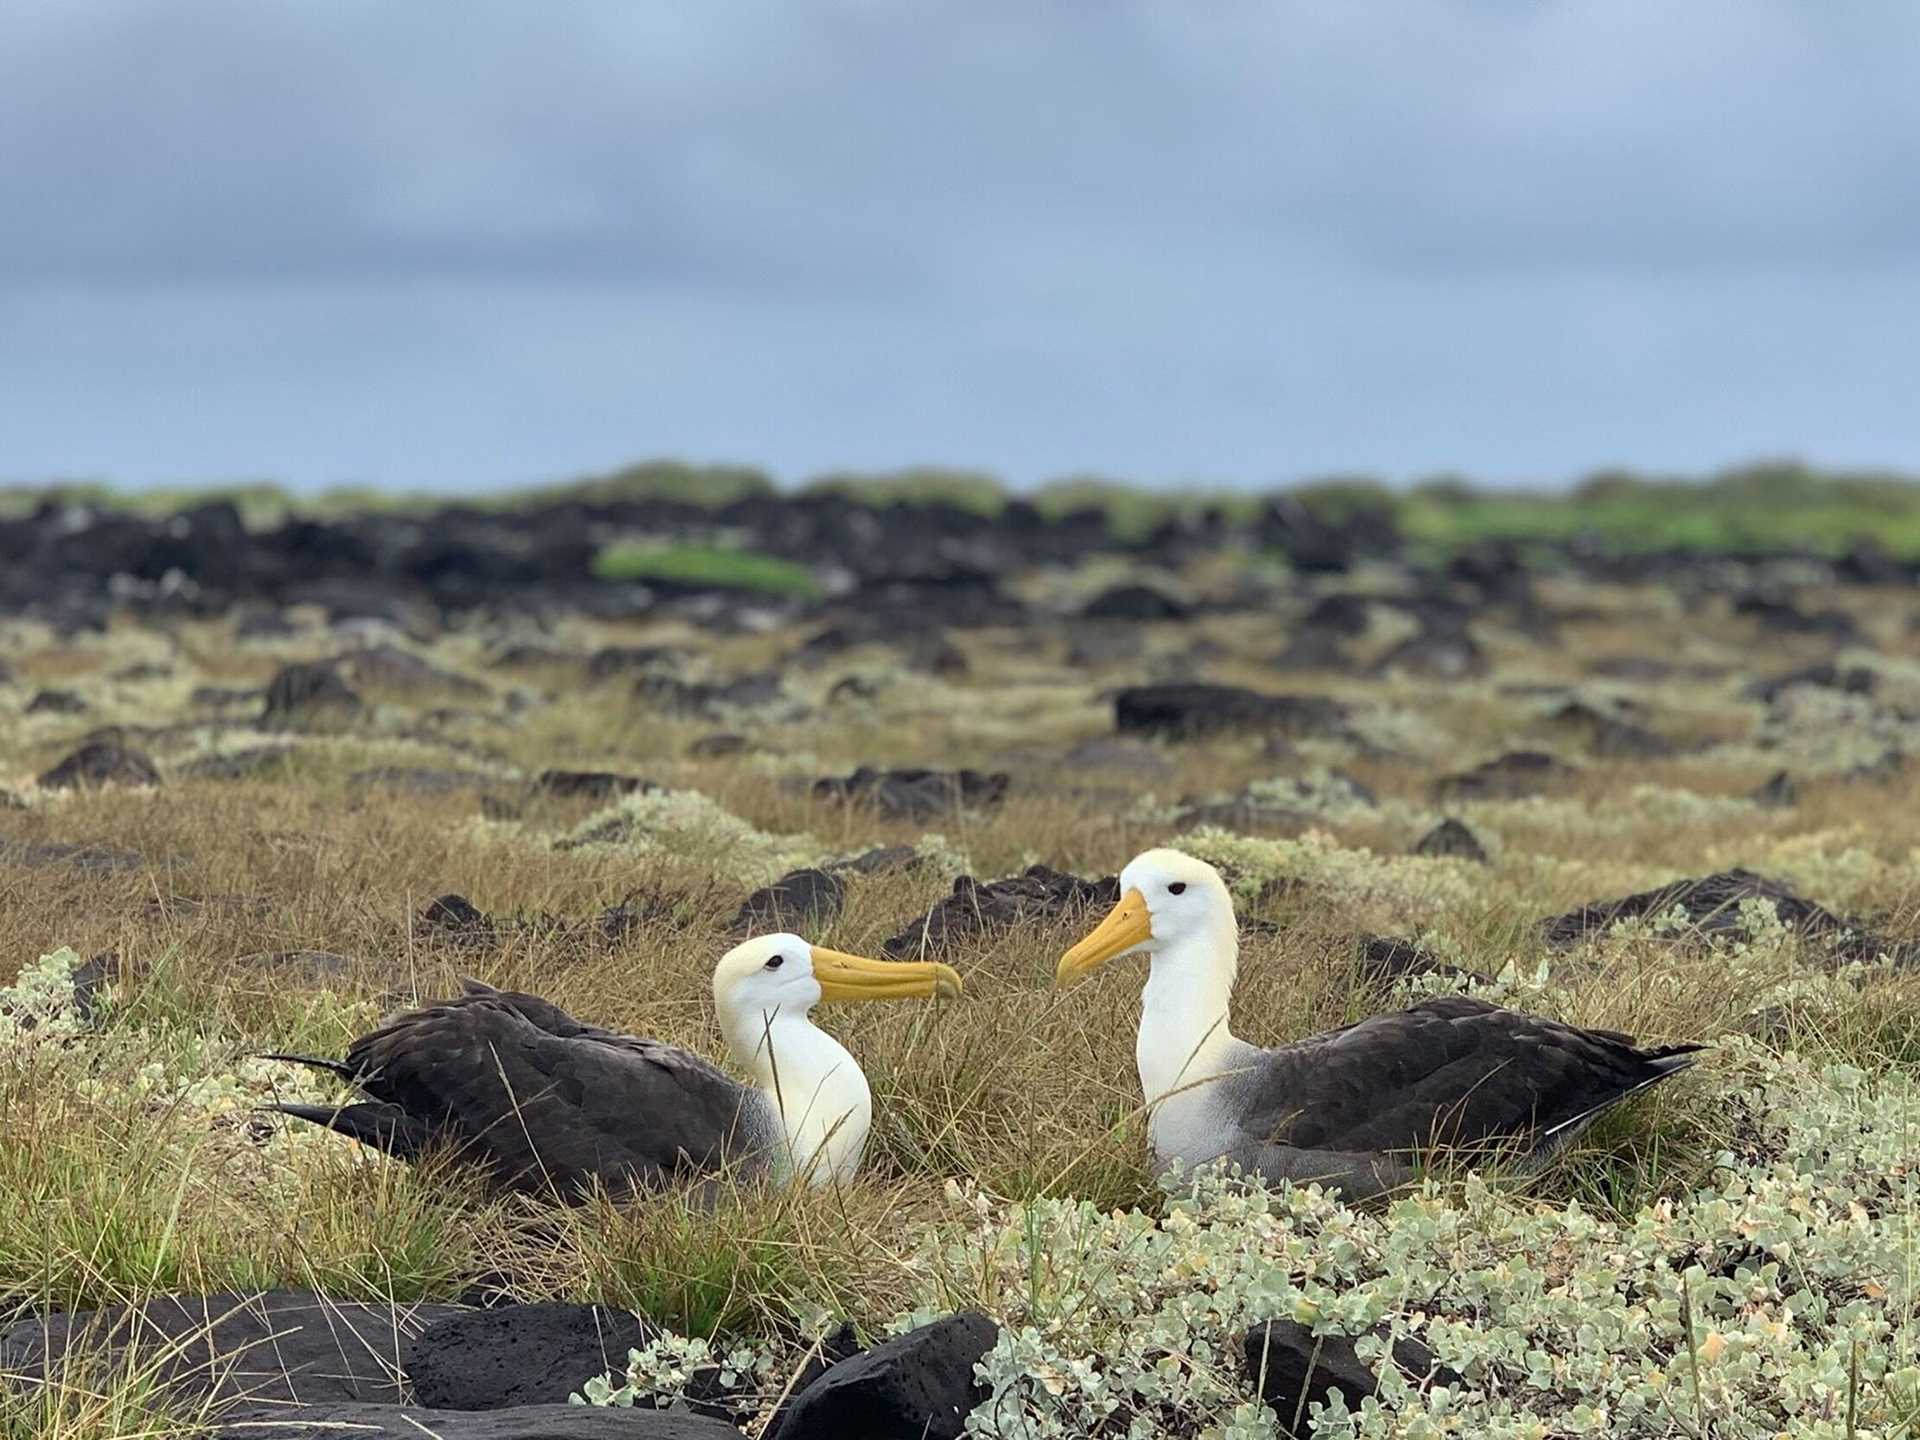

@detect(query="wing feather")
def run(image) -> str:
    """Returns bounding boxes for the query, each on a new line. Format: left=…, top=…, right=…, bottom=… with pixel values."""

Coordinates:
left=1229, top=996, right=1701, bottom=1192
left=274, top=991, right=768, bottom=1197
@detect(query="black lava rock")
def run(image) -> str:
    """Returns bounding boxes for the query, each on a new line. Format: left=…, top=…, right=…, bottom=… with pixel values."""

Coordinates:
left=418, top=893, right=496, bottom=941
left=884, top=866, right=1118, bottom=958
left=1080, top=584, right=1191, bottom=621
left=1371, top=624, right=1488, bottom=681
left=260, top=660, right=364, bottom=730
left=587, top=646, right=686, bottom=681
left=25, top=688, right=89, bottom=715
left=1412, top=819, right=1489, bottom=863
left=218, top=1400, right=739, bottom=1438
left=688, top=732, right=752, bottom=758
left=1114, top=685, right=1349, bottom=741
left=775, top=1312, right=996, bottom=1440
left=0, top=1292, right=461, bottom=1408
left=1353, top=935, right=1491, bottom=988
left=729, top=868, right=846, bottom=934
left=1743, top=662, right=1876, bottom=704
left=1243, top=1318, right=1458, bottom=1431
left=37, top=737, right=161, bottom=790
left=404, top=1303, right=657, bottom=1411
left=534, top=770, right=659, bottom=801
left=1539, top=868, right=1912, bottom=965
left=812, top=767, right=1009, bottom=819
left=1544, top=701, right=1676, bottom=759
left=1430, top=751, right=1575, bottom=802
left=1751, top=770, right=1798, bottom=808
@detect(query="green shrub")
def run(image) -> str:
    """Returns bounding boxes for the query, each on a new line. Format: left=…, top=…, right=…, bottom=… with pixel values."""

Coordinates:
left=589, top=543, right=822, bottom=596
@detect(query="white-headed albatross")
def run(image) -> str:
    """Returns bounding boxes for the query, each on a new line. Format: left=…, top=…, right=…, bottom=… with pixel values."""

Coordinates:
left=269, top=933, right=960, bottom=1196
left=1056, top=848, right=1703, bottom=1199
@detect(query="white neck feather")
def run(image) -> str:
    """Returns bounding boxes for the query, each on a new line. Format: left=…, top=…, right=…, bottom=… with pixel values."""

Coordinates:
left=1136, top=909, right=1243, bottom=1110
left=723, top=1007, right=872, bottom=1186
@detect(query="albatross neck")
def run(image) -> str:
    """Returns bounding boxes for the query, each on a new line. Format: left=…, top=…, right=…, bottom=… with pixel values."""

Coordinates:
left=1137, top=911, right=1245, bottom=1107
left=723, top=1007, right=872, bottom=1186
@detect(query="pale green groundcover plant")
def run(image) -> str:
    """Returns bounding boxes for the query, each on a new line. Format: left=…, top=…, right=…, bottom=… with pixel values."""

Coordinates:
left=582, top=1040, right=1918, bottom=1439
left=1, top=947, right=364, bottom=1194
left=557, top=787, right=823, bottom=886
left=0, top=946, right=95, bottom=1044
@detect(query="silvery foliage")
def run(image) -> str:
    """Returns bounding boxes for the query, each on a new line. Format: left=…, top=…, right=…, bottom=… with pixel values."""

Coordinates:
left=581, top=1040, right=1917, bottom=1439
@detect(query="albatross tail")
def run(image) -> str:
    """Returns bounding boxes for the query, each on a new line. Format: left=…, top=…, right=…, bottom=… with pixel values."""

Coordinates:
left=1537, top=1041, right=1707, bottom=1152
left=263, top=1100, right=441, bottom=1161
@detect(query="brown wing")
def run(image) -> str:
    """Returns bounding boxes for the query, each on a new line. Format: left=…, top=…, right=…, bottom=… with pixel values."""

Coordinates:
left=1230, top=995, right=1701, bottom=1186
left=275, top=985, right=769, bottom=1197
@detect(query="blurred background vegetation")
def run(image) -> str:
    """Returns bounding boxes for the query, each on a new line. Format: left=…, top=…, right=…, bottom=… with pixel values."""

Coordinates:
left=10, top=457, right=1920, bottom=558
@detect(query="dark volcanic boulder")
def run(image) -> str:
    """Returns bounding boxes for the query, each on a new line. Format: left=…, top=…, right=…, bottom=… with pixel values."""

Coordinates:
left=219, top=1401, right=738, bottom=1438
left=260, top=660, right=364, bottom=730
left=1734, top=593, right=1858, bottom=641
left=1412, top=819, right=1489, bottom=863
left=1271, top=629, right=1357, bottom=673
left=1299, top=592, right=1376, bottom=637
left=339, top=644, right=489, bottom=697
left=182, top=744, right=295, bottom=782
left=417, top=893, right=496, bottom=942
left=1539, top=868, right=1909, bottom=963
left=812, top=767, right=1009, bottom=819
left=1751, top=770, right=1797, bottom=808
left=633, top=672, right=784, bottom=717
left=1743, top=662, right=1876, bottom=704
left=1080, top=583, right=1190, bottom=621
left=25, top=687, right=89, bottom=715
left=687, top=732, right=753, bottom=758
left=1115, top=685, right=1349, bottom=741
left=0, top=1292, right=462, bottom=1408
left=1371, top=624, right=1488, bottom=681
left=775, top=1312, right=996, bottom=1440
left=586, top=646, right=686, bottom=681
left=824, top=845, right=922, bottom=875
left=1430, top=751, right=1576, bottom=802
left=1243, top=1318, right=1458, bottom=1430
left=729, top=868, right=846, bottom=934
left=1543, top=701, right=1676, bottom=759
left=36, top=736, right=161, bottom=790
left=534, top=770, right=659, bottom=801
left=1353, top=935, right=1491, bottom=988
left=884, top=866, right=1118, bottom=958
left=404, top=1303, right=656, bottom=1410
left=1064, top=623, right=1145, bottom=668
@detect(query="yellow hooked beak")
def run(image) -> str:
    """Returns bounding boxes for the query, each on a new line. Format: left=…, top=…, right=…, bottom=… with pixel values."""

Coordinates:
left=812, top=948, right=963, bottom=1003
left=1056, top=887, right=1153, bottom=987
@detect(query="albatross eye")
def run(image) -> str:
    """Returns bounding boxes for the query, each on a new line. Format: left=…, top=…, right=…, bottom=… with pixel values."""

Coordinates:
left=1167, top=882, right=1187, bottom=895
left=764, top=955, right=785, bottom=970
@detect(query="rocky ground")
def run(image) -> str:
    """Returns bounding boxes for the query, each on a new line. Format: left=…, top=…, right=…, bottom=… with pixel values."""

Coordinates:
left=1, top=491, right=1917, bottom=1438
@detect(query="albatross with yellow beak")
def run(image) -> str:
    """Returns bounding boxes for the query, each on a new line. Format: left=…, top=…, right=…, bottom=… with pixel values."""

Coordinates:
left=270, top=934, right=960, bottom=1195
left=1058, top=848, right=1702, bottom=1199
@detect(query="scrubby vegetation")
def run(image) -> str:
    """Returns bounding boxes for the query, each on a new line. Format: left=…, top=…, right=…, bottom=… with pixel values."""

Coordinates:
left=2, top=539, right=1918, bottom=1436
left=14, top=457, right=1920, bottom=557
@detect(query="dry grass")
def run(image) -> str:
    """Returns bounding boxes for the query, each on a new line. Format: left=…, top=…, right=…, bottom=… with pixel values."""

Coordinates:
left=3, top=575, right=1919, bottom=1431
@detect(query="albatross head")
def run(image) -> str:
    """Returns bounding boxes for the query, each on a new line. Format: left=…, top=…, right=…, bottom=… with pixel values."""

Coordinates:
left=1055, top=848, right=1235, bottom=986
left=713, top=933, right=962, bottom=1025
left=712, top=933, right=961, bottom=1186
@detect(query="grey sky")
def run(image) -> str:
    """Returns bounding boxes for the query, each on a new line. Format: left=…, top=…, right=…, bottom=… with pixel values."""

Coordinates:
left=4, top=1, right=1918, bottom=493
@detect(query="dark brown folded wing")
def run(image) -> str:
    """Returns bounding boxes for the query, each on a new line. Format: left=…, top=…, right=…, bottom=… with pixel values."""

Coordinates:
left=1230, top=995, right=1701, bottom=1186
left=276, top=985, right=768, bottom=1197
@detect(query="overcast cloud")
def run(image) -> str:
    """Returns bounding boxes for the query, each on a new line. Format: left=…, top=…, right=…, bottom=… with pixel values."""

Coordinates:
left=3, top=1, right=1918, bottom=492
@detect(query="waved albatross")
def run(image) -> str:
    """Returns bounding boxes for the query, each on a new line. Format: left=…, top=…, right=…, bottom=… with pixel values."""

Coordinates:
left=269, top=933, right=960, bottom=1196
left=1056, top=848, right=1703, bottom=1199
